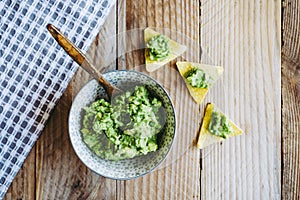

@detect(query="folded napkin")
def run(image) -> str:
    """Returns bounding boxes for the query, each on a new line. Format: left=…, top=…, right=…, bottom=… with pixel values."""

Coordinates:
left=0, top=0, right=116, bottom=198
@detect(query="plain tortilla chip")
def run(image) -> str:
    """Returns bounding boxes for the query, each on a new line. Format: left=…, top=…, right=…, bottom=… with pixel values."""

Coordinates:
left=144, top=28, right=186, bottom=72
left=196, top=103, right=243, bottom=149
left=176, top=62, right=223, bottom=104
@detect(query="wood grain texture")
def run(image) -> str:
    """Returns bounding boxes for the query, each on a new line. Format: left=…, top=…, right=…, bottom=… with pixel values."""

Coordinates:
left=282, top=0, right=300, bottom=199
left=119, top=0, right=202, bottom=199
left=200, top=0, right=281, bottom=199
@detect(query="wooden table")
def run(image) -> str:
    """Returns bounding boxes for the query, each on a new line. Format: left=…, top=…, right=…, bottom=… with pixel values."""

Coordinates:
left=4, top=0, right=299, bottom=199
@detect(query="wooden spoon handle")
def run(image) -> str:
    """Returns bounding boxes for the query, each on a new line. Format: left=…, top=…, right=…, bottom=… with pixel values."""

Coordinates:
left=46, top=24, right=118, bottom=98
left=47, top=24, right=86, bottom=66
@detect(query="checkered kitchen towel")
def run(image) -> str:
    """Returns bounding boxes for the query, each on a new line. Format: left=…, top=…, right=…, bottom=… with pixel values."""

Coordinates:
left=0, top=0, right=116, bottom=198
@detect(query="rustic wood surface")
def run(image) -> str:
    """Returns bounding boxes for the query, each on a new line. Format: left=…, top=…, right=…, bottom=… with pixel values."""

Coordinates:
left=200, top=1, right=281, bottom=199
left=4, top=0, right=299, bottom=199
left=282, top=0, right=300, bottom=199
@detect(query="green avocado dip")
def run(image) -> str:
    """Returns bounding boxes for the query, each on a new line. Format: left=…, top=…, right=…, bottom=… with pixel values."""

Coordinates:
left=184, top=67, right=212, bottom=88
left=80, top=85, right=163, bottom=161
left=208, top=111, right=232, bottom=139
left=147, top=34, right=170, bottom=61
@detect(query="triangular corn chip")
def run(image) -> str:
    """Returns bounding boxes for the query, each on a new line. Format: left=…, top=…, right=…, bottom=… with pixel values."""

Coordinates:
left=144, top=28, right=186, bottom=72
left=196, top=103, right=243, bottom=149
left=176, top=62, right=223, bottom=104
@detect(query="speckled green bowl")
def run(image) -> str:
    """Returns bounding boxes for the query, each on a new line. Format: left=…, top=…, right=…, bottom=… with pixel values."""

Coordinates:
left=68, top=70, right=176, bottom=180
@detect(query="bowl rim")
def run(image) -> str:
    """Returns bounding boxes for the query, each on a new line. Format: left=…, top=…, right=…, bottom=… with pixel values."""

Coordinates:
left=68, top=69, right=177, bottom=180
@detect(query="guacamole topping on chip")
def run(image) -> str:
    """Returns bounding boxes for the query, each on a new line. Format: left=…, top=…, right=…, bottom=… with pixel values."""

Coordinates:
left=208, top=111, right=232, bottom=139
left=147, top=34, right=170, bottom=61
left=184, top=67, right=212, bottom=89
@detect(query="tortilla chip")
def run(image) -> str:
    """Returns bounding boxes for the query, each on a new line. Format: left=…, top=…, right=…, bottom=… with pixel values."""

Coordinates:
left=176, top=62, right=223, bottom=104
left=144, top=28, right=186, bottom=72
left=196, top=103, right=243, bottom=149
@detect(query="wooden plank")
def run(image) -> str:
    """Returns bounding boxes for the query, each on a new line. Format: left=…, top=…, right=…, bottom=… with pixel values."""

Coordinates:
left=282, top=0, right=300, bottom=199
left=116, top=0, right=127, bottom=71
left=34, top=4, right=118, bottom=199
left=200, top=0, right=281, bottom=199
left=115, top=0, right=128, bottom=198
left=118, top=0, right=201, bottom=199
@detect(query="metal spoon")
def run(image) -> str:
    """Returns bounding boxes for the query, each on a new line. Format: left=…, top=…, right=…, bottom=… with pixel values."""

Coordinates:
left=46, top=24, right=122, bottom=99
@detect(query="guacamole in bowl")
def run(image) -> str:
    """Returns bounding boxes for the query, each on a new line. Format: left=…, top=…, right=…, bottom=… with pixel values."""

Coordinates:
left=81, top=85, right=164, bottom=161
left=68, top=70, right=176, bottom=180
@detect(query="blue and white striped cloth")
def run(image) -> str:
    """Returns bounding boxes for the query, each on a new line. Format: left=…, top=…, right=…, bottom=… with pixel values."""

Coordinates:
left=0, top=0, right=115, bottom=198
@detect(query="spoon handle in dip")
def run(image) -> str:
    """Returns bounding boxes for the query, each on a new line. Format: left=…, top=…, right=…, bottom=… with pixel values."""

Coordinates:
left=46, top=24, right=120, bottom=99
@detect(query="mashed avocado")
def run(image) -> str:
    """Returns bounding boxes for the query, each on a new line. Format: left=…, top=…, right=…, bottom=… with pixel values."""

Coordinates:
left=184, top=67, right=212, bottom=88
left=208, top=110, right=232, bottom=139
left=81, top=85, right=163, bottom=161
left=147, top=34, right=170, bottom=61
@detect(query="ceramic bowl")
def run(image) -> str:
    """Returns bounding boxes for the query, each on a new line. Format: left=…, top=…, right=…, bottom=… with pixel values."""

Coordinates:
left=68, top=70, right=176, bottom=180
